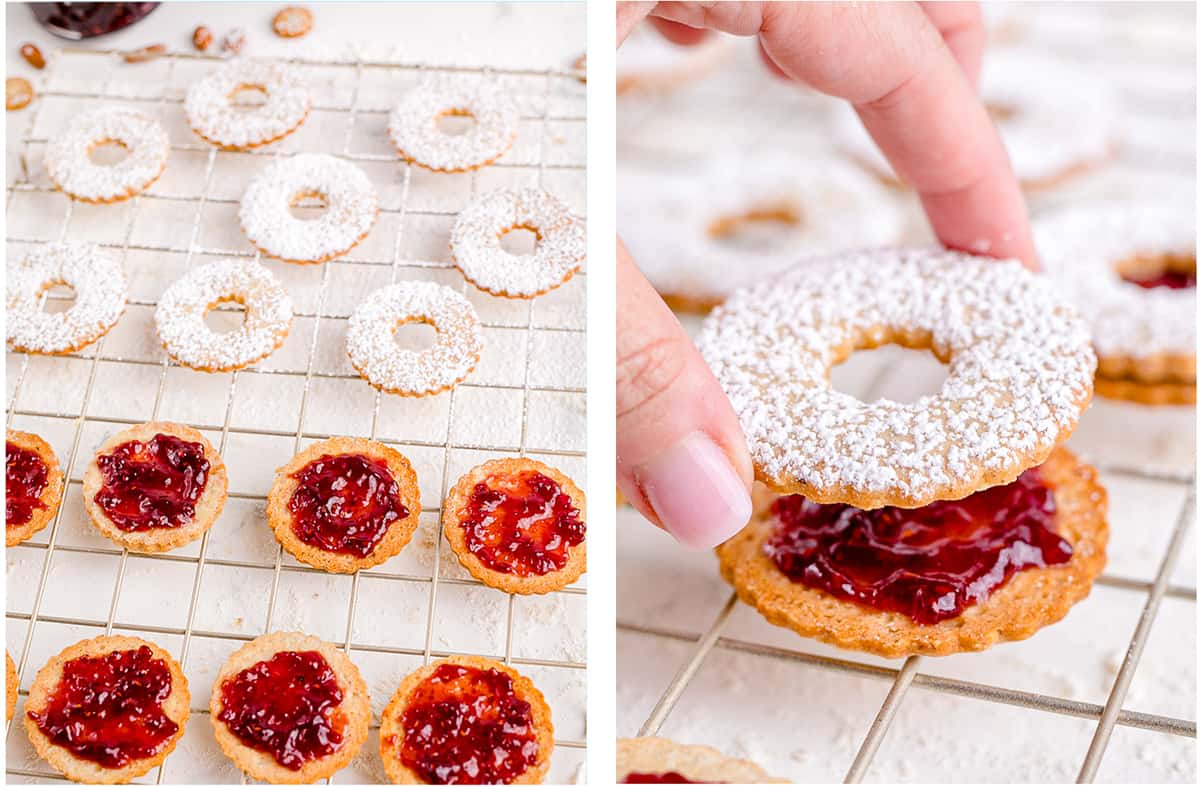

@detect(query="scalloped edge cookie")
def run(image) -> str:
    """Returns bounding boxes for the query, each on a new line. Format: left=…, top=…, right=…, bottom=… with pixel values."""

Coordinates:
left=616, top=737, right=788, bottom=783
left=6, top=430, right=64, bottom=546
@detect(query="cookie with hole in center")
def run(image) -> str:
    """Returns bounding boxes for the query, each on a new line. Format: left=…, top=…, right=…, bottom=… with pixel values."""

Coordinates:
left=82, top=421, right=228, bottom=553
left=379, top=655, right=553, bottom=785
left=716, top=446, right=1108, bottom=658
left=443, top=457, right=586, bottom=594
left=7, top=430, right=64, bottom=547
left=210, top=631, right=370, bottom=784
left=617, top=737, right=788, bottom=783
left=267, top=437, right=421, bottom=573
left=23, top=635, right=189, bottom=784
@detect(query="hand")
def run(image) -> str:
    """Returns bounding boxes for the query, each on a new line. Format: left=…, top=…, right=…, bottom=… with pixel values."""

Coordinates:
left=616, top=1, right=1035, bottom=549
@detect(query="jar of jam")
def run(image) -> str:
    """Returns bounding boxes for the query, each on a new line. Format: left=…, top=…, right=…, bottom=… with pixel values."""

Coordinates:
left=29, top=3, right=159, bottom=40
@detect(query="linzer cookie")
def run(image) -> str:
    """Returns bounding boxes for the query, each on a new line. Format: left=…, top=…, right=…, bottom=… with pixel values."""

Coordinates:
left=184, top=59, right=310, bottom=149
left=443, top=457, right=587, bottom=594
left=696, top=247, right=1096, bottom=509
left=7, top=430, right=64, bottom=547
left=378, top=655, right=553, bottom=784
left=387, top=81, right=519, bottom=172
left=617, top=737, right=787, bottom=783
left=267, top=437, right=421, bottom=574
left=44, top=107, right=169, bottom=203
left=24, top=636, right=189, bottom=784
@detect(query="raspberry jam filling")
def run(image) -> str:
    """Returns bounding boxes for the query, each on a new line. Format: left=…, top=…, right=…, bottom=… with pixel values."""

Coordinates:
left=624, top=774, right=713, bottom=784
left=459, top=470, right=585, bottom=576
left=95, top=434, right=210, bottom=532
left=7, top=441, right=49, bottom=528
left=397, top=663, right=538, bottom=784
left=1122, top=270, right=1196, bottom=289
left=218, top=650, right=346, bottom=771
left=287, top=453, right=407, bottom=557
left=764, top=468, right=1073, bottom=624
left=27, top=645, right=178, bottom=768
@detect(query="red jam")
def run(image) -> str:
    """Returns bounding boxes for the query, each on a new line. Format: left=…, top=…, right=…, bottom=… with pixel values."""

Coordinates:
left=624, top=774, right=712, bottom=784
left=397, top=663, right=538, bottom=785
left=7, top=441, right=49, bottom=528
left=1121, top=270, right=1196, bottom=289
left=217, top=650, right=346, bottom=770
left=764, top=469, right=1073, bottom=624
left=287, top=453, right=407, bottom=557
left=459, top=471, right=585, bottom=576
left=27, top=645, right=178, bottom=768
left=95, top=434, right=209, bottom=532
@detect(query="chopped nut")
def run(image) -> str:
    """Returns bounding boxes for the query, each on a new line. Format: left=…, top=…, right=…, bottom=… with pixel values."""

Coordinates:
left=6, top=77, right=34, bottom=111
left=272, top=6, right=313, bottom=38
left=221, top=27, right=247, bottom=55
left=123, top=43, right=167, bottom=63
left=20, top=43, right=45, bottom=70
left=193, top=25, right=214, bottom=51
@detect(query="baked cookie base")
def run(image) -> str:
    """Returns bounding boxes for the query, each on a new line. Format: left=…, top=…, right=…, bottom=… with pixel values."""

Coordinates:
left=1097, top=351, right=1196, bottom=386
left=47, top=160, right=166, bottom=205
left=715, top=446, right=1108, bottom=658
left=616, top=737, right=787, bottom=784
left=453, top=258, right=582, bottom=300
left=1095, top=375, right=1196, bottom=406
left=6, top=651, right=17, bottom=722
left=393, top=136, right=515, bottom=174
left=7, top=303, right=127, bottom=357
left=6, top=430, right=65, bottom=547
left=188, top=113, right=310, bottom=152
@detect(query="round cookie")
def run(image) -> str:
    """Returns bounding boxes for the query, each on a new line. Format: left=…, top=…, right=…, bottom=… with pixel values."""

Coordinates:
left=184, top=60, right=310, bottom=150
left=443, top=457, right=587, bottom=595
left=23, top=635, right=189, bottom=784
left=696, top=247, right=1096, bottom=509
left=387, top=81, right=519, bottom=172
left=7, top=241, right=128, bottom=355
left=209, top=631, right=370, bottom=784
left=6, top=651, right=17, bottom=722
left=44, top=107, right=169, bottom=203
left=267, top=437, right=422, bottom=574
left=378, top=655, right=553, bottom=785
left=716, top=447, right=1108, bottom=658
left=7, top=430, right=64, bottom=547
left=82, top=421, right=228, bottom=553
left=155, top=258, right=293, bottom=372
left=617, top=737, right=787, bottom=783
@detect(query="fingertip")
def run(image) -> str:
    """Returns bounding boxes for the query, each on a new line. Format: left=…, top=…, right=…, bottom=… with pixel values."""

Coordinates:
left=649, top=16, right=711, bottom=46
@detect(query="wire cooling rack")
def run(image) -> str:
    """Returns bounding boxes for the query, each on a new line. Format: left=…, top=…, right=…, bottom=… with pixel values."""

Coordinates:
left=6, top=45, right=586, bottom=784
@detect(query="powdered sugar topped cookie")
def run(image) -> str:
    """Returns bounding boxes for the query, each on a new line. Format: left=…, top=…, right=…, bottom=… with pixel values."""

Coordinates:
left=43, top=108, right=168, bottom=203
left=184, top=59, right=310, bottom=150
left=387, top=80, right=518, bottom=172
left=697, top=247, right=1096, bottom=508
left=7, top=242, right=127, bottom=355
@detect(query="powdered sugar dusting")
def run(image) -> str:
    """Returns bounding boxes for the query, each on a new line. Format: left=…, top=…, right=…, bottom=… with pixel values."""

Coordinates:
left=346, top=280, right=482, bottom=395
left=7, top=241, right=128, bottom=354
left=239, top=153, right=379, bottom=263
left=154, top=258, right=293, bottom=372
left=450, top=188, right=585, bottom=298
left=696, top=248, right=1096, bottom=503
left=184, top=59, right=310, bottom=149
left=387, top=80, right=518, bottom=172
left=1034, top=200, right=1195, bottom=359
left=43, top=108, right=168, bottom=202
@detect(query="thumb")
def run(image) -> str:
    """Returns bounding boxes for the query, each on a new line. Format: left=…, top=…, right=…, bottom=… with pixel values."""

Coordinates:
left=616, top=237, right=754, bottom=548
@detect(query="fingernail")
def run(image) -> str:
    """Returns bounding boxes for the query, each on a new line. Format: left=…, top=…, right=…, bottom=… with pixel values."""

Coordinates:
left=636, top=431, right=752, bottom=549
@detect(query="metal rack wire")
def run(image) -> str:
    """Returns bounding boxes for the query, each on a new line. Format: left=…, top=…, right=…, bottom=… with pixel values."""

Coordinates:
left=6, top=45, right=586, bottom=784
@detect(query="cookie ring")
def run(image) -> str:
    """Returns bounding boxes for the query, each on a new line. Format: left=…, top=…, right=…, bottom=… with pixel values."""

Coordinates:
left=267, top=437, right=422, bottom=574
left=697, top=247, right=1096, bottom=509
left=240, top=153, right=379, bottom=263
left=7, top=430, right=65, bottom=547
left=6, top=651, right=17, bottom=722
left=1035, top=201, right=1195, bottom=386
left=7, top=242, right=128, bottom=355
left=209, top=631, right=370, bottom=784
left=82, top=421, right=228, bottom=553
left=379, top=655, right=553, bottom=785
left=155, top=258, right=293, bottom=372
left=443, top=457, right=587, bottom=595
left=346, top=280, right=482, bottom=396
left=618, top=155, right=905, bottom=311
left=184, top=59, right=310, bottom=150
left=44, top=107, right=168, bottom=203
left=450, top=187, right=585, bottom=298
left=617, top=738, right=787, bottom=783
left=23, top=635, right=189, bottom=784
left=387, top=82, right=518, bottom=172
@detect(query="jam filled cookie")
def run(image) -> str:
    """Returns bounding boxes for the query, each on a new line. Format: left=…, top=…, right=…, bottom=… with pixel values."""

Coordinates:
left=267, top=437, right=421, bottom=573
left=443, top=457, right=586, bottom=595
left=7, top=241, right=128, bottom=355
left=6, top=651, right=17, bottom=722
left=696, top=247, right=1096, bottom=509
left=717, top=447, right=1107, bottom=657
left=7, top=430, right=64, bottom=547
left=1034, top=201, right=1195, bottom=402
left=44, top=107, right=169, bottom=203
left=240, top=153, right=379, bottom=263
left=82, top=421, right=228, bottom=553
left=619, top=155, right=905, bottom=311
left=184, top=59, right=310, bottom=150
left=24, top=635, right=189, bottom=784
left=450, top=188, right=585, bottom=298
left=379, top=655, right=553, bottom=785
left=387, top=81, right=519, bottom=172
left=155, top=258, right=293, bottom=372
left=210, top=632, right=370, bottom=784
left=1093, top=376, right=1195, bottom=407
left=346, top=280, right=483, bottom=396
left=617, top=737, right=787, bottom=784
